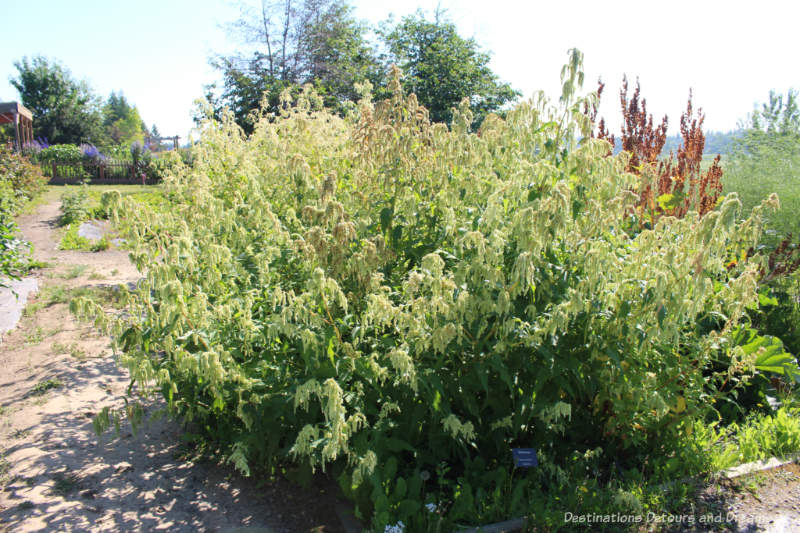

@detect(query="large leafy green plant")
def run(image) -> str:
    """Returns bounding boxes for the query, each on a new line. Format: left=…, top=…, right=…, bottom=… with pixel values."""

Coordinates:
left=0, top=146, right=47, bottom=207
left=78, top=51, right=784, bottom=528
left=35, top=143, right=85, bottom=164
left=0, top=147, right=45, bottom=285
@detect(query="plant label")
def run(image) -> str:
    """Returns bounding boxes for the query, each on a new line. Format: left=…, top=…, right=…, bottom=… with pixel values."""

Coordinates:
left=512, top=448, right=538, bottom=468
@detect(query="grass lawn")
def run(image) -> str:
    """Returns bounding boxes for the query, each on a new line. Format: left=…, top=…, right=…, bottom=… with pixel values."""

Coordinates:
left=43, top=184, right=166, bottom=251
left=46, top=183, right=164, bottom=198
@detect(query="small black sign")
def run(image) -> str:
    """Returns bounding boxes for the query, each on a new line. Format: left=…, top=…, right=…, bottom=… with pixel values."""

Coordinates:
left=512, top=448, right=538, bottom=468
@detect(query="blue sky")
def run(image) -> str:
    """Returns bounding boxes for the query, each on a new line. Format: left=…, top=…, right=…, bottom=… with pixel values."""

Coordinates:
left=2, top=0, right=798, bottom=141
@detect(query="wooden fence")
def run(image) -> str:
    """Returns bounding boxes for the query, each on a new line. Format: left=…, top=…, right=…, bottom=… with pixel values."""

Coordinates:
left=44, top=160, right=160, bottom=185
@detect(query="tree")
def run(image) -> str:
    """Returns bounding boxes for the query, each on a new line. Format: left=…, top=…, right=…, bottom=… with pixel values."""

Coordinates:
left=208, top=0, right=380, bottom=132
left=9, top=56, right=105, bottom=145
left=748, top=89, right=800, bottom=135
left=733, top=89, right=800, bottom=166
left=103, top=91, right=146, bottom=145
left=206, top=56, right=297, bottom=134
left=379, top=10, right=519, bottom=128
left=726, top=89, right=800, bottom=241
left=294, top=1, right=382, bottom=106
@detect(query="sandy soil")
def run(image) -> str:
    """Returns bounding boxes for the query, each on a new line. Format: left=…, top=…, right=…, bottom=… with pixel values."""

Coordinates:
left=0, top=197, right=350, bottom=532
left=671, top=462, right=800, bottom=533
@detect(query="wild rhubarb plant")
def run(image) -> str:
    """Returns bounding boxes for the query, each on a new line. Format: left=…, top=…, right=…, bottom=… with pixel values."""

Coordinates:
left=594, top=78, right=724, bottom=224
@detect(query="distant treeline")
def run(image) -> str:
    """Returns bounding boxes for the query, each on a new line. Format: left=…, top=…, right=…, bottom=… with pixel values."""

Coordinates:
left=608, top=130, right=740, bottom=156
left=662, top=130, right=741, bottom=155
left=606, top=130, right=739, bottom=157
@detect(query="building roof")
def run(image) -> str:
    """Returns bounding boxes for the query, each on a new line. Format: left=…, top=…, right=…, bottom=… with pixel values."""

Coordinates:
left=0, top=102, right=33, bottom=124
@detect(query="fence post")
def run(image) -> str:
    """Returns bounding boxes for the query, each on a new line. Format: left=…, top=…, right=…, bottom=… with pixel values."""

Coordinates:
left=52, top=161, right=57, bottom=181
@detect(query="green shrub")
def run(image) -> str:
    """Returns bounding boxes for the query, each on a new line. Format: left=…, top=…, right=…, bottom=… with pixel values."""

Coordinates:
left=76, top=54, right=792, bottom=529
left=90, top=237, right=110, bottom=252
left=750, top=271, right=800, bottom=357
left=699, top=405, right=800, bottom=470
left=36, top=144, right=84, bottom=164
left=146, top=150, right=185, bottom=181
left=59, top=184, right=91, bottom=226
left=58, top=223, right=90, bottom=250
left=723, top=90, right=800, bottom=242
left=0, top=198, right=25, bottom=285
left=0, top=146, right=47, bottom=210
left=0, top=147, right=45, bottom=284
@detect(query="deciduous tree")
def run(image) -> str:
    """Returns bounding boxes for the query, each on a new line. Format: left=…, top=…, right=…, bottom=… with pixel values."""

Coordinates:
left=208, top=0, right=380, bottom=132
left=103, top=91, right=147, bottom=145
left=9, top=56, right=105, bottom=145
left=379, top=9, right=519, bottom=128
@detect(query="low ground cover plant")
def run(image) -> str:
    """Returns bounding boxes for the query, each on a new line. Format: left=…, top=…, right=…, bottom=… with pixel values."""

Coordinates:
left=77, top=52, right=800, bottom=530
left=59, top=184, right=92, bottom=226
left=57, top=183, right=165, bottom=250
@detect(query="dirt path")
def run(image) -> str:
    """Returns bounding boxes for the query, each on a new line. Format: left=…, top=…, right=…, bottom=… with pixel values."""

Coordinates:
left=0, top=196, right=348, bottom=532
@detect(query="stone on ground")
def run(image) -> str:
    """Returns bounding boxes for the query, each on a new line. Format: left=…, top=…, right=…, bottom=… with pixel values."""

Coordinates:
left=0, top=278, right=38, bottom=334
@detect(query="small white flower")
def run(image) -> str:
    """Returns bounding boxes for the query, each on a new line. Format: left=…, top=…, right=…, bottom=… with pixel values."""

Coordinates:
left=425, top=503, right=437, bottom=513
left=384, top=521, right=405, bottom=533
left=419, top=470, right=430, bottom=481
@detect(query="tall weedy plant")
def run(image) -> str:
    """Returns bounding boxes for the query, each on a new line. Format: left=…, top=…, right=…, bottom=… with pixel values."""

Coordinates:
left=594, top=78, right=724, bottom=224
left=76, top=51, right=781, bottom=528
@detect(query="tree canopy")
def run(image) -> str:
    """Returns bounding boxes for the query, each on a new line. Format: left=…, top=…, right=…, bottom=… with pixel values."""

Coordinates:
left=9, top=56, right=158, bottom=148
left=725, top=89, right=800, bottom=241
left=208, top=0, right=380, bottom=132
left=10, top=56, right=105, bottom=145
left=379, top=10, right=519, bottom=127
left=732, top=89, right=800, bottom=164
left=208, top=2, right=518, bottom=132
left=103, top=91, right=147, bottom=145
left=747, top=89, right=800, bottom=135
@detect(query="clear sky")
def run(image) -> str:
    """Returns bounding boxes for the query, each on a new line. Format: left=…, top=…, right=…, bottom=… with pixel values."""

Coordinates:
left=2, top=0, right=798, bottom=141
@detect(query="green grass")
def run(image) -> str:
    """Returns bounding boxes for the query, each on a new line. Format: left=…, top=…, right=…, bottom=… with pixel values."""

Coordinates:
left=24, top=284, right=128, bottom=317
left=22, top=300, right=44, bottom=317
left=23, top=325, right=61, bottom=345
left=0, top=455, right=11, bottom=487
left=39, top=285, right=72, bottom=306
left=71, top=285, right=128, bottom=309
left=52, top=342, right=88, bottom=360
left=90, top=237, right=111, bottom=252
left=30, top=378, right=63, bottom=395
left=51, top=342, right=69, bottom=354
left=515, top=405, right=800, bottom=531
left=18, top=190, right=52, bottom=215
left=62, top=264, right=88, bottom=279
left=55, top=184, right=165, bottom=250
left=23, top=327, right=45, bottom=346
left=59, top=223, right=92, bottom=251
left=59, top=225, right=115, bottom=252
left=705, top=405, right=800, bottom=470
left=50, top=472, right=79, bottom=496
left=47, top=183, right=163, bottom=196
left=23, top=259, right=53, bottom=273
left=48, top=183, right=166, bottom=215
